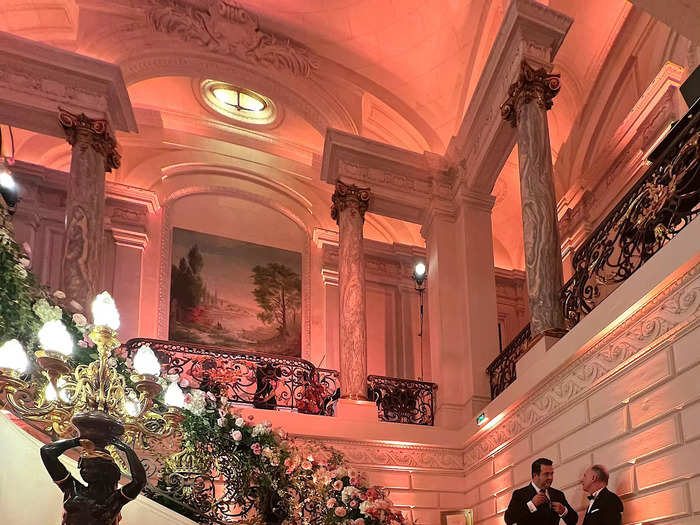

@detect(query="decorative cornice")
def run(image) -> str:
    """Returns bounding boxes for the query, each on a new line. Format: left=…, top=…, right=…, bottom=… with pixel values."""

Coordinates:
left=501, top=60, right=561, bottom=127
left=294, top=437, right=464, bottom=471
left=58, top=110, right=120, bottom=172
left=330, top=181, right=371, bottom=225
left=147, top=0, right=319, bottom=78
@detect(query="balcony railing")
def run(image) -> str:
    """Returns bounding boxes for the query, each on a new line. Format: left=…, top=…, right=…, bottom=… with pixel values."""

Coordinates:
left=367, top=375, right=437, bottom=426
left=562, top=105, right=700, bottom=328
left=123, top=338, right=341, bottom=416
left=488, top=103, right=700, bottom=399
left=486, top=323, right=531, bottom=399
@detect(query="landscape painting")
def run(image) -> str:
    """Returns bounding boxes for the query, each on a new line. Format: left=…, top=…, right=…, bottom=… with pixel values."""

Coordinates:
left=169, top=228, right=302, bottom=357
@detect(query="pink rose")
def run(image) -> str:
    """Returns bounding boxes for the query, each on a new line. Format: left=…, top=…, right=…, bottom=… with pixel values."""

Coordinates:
left=326, top=498, right=337, bottom=509
left=301, top=460, right=312, bottom=470
left=352, top=520, right=365, bottom=525
left=349, top=500, right=358, bottom=508
left=251, top=443, right=262, bottom=455
left=231, top=430, right=242, bottom=441
left=333, top=480, right=343, bottom=491
left=247, top=414, right=254, bottom=421
left=334, top=507, right=347, bottom=517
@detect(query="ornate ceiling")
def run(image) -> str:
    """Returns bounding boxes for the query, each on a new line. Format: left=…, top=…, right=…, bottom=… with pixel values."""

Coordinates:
left=0, top=0, right=674, bottom=268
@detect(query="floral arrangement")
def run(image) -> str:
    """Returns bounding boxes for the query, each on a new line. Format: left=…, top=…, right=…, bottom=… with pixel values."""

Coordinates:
left=0, top=214, right=408, bottom=525
left=169, top=378, right=410, bottom=525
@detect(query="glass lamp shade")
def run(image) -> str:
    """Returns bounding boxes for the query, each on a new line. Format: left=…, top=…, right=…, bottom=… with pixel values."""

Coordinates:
left=0, top=339, right=28, bottom=372
left=133, top=345, right=160, bottom=376
left=45, top=382, right=58, bottom=402
left=91, top=291, right=120, bottom=330
left=164, top=382, right=185, bottom=408
left=414, top=262, right=426, bottom=278
left=125, top=394, right=141, bottom=417
left=38, top=320, right=74, bottom=356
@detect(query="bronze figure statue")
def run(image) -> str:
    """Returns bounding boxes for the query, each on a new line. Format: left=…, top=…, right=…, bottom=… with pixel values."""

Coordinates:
left=41, top=437, right=146, bottom=525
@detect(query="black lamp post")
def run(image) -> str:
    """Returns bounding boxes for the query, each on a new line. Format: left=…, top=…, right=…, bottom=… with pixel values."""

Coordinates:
left=411, top=262, right=427, bottom=379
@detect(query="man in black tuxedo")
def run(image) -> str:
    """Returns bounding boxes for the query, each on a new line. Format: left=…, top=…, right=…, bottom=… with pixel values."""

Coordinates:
left=581, top=464, right=623, bottom=525
left=504, top=457, right=578, bottom=525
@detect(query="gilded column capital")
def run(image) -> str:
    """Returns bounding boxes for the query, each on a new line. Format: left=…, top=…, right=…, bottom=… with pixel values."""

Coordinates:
left=330, top=181, right=371, bottom=225
left=501, top=60, right=561, bottom=127
left=59, top=109, right=121, bottom=172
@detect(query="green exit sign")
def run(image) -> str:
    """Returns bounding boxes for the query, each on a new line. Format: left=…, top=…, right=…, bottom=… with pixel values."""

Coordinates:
left=476, top=412, right=488, bottom=426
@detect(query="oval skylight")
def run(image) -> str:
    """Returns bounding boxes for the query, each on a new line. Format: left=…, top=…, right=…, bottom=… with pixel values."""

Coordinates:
left=201, top=80, right=276, bottom=125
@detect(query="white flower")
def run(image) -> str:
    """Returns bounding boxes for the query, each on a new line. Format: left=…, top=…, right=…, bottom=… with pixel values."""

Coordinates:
left=341, top=486, right=361, bottom=504
left=217, top=417, right=225, bottom=427
left=252, top=423, right=270, bottom=437
left=72, top=313, right=88, bottom=327
left=230, top=430, right=242, bottom=441
left=14, top=263, right=27, bottom=278
left=235, top=417, right=245, bottom=427
left=53, top=290, right=66, bottom=300
left=184, top=389, right=207, bottom=416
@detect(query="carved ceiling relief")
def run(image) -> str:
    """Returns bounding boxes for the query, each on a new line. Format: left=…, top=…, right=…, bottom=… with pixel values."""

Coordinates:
left=147, top=0, right=319, bottom=78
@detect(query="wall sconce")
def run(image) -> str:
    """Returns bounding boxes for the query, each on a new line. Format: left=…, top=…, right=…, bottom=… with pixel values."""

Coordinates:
left=411, top=262, right=427, bottom=380
left=0, top=125, right=18, bottom=214
left=0, top=164, right=18, bottom=213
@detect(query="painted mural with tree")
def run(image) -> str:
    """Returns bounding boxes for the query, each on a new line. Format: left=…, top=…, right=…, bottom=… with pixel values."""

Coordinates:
left=169, top=228, right=302, bottom=356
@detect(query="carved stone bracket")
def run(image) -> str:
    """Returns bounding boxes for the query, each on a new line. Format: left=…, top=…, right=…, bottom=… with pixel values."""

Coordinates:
left=501, top=60, right=561, bottom=127
left=330, top=181, right=371, bottom=225
left=147, top=0, right=319, bottom=78
left=59, top=110, right=120, bottom=172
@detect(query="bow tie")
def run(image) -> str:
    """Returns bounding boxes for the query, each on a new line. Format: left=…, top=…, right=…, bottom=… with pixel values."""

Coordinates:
left=587, top=495, right=596, bottom=501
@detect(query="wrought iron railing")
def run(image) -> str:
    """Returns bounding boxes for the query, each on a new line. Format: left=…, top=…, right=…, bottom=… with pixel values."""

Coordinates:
left=486, top=323, right=531, bottom=399
left=367, top=375, right=437, bottom=426
left=122, top=338, right=341, bottom=416
left=562, top=108, right=700, bottom=327
left=488, top=105, right=700, bottom=399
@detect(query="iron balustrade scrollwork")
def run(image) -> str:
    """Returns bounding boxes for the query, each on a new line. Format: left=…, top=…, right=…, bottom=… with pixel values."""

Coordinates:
left=562, top=108, right=700, bottom=328
left=367, top=375, right=437, bottom=426
left=487, top=105, right=700, bottom=400
left=486, top=323, right=531, bottom=400
left=122, top=338, right=340, bottom=416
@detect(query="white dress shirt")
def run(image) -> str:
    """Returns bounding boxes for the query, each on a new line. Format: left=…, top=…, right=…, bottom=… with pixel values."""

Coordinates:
left=586, top=487, right=603, bottom=513
left=527, top=481, right=568, bottom=517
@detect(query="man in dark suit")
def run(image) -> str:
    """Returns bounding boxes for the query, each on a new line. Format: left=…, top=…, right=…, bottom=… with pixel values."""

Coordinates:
left=505, top=457, right=578, bottom=525
left=581, top=464, right=623, bottom=525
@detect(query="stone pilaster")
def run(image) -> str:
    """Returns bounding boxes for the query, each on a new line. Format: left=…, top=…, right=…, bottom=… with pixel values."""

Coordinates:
left=502, top=61, right=566, bottom=339
left=331, top=181, right=371, bottom=400
left=59, top=109, right=120, bottom=310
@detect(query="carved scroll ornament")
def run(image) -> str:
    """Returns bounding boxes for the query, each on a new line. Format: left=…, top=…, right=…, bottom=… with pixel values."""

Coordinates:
left=58, top=110, right=120, bottom=172
left=147, top=0, right=319, bottom=78
left=501, top=60, right=561, bottom=127
left=330, top=181, right=371, bottom=225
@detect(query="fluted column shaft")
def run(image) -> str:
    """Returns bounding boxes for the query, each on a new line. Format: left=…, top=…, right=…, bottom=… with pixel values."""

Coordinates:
left=59, top=110, right=120, bottom=310
left=331, top=181, right=371, bottom=400
left=502, top=61, right=566, bottom=338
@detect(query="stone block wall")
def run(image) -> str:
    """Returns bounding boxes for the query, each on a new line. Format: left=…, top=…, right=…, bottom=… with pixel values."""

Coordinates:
left=462, top=262, right=700, bottom=525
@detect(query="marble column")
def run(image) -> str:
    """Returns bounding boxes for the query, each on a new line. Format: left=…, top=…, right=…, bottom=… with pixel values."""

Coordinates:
left=59, top=110, right=120, bottom=310
left=502, top=60, right=566, bottom=339
left=331, top=181, right=371, bottom=400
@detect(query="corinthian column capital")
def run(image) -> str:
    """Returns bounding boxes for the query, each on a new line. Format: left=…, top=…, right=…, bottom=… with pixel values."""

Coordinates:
left=330, top=181, right=371, bottom=225
left=58, top=109, right=121, bottom=172
left=501, top=60, right=561, bottom=127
